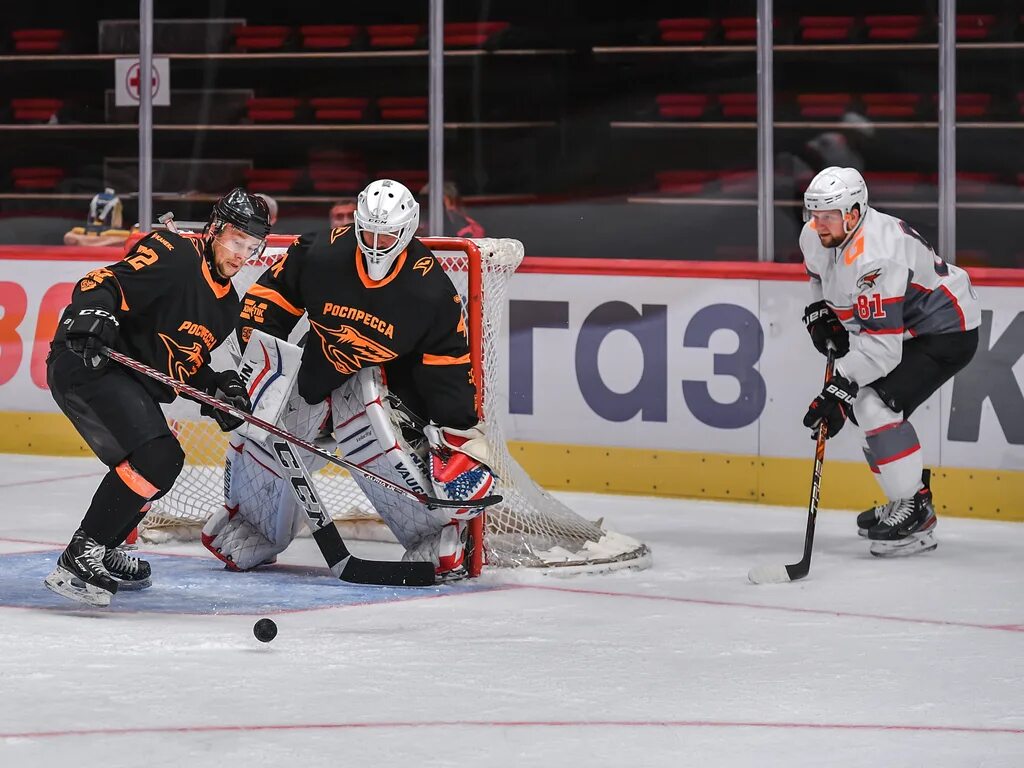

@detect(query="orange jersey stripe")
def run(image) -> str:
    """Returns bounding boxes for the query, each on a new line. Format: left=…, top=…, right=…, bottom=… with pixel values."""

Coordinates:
left=422, top=352, right=471, bottom=366
left=247, top=284, right=304, bottom=316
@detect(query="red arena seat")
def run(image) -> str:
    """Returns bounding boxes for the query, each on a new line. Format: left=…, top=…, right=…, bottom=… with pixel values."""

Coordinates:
left=309, top=167, right=367, bottom=194
left=862, top=93, right=921, bottom=118
left=719, top=169, right=757, bottom=196
left=299, top=25, right=359, bottom=50
left=721, top=17, right=757, bottom=43
left=797, top=93, right=853, bottom=118
left=367, top=24, right=422, bottom=48
left=377, top=96, right=428, bottom=121
left=233, top=25, right=290, bottom=51
left=244, top=169, right=301, bottom=193
left=655, top=94, right=712, bottom=119
left=956, top=15, right=996, bottom=41
left=12, top=166, right=64, bottom=190
left=11, top=28, right=65, bottom=53
left=245, top=97, right=302, bottom=122
left=443, top=22, right=509, bottom=48
left=310, top=97, right=370, bottom=122
left=656, top=18, right=714, bottom=44
left=11, top=98, right=63, bottom=122
left=798, top=16, right=855, bottom=43
left=863, top=15, right=924, bottom=42
left=718, top=92, right=757, bottom=118
left=956, top=171, right=998, bottom=199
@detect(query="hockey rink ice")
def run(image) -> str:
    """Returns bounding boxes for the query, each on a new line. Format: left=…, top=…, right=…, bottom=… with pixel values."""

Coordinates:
left=1, top=455, right=1021, bottom=768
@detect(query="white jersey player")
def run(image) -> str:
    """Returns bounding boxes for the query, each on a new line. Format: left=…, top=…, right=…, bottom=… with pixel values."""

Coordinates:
left=799, top=167, right=980, bottom=557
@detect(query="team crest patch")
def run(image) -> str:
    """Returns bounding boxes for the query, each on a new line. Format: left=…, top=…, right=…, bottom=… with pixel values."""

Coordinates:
left=308, top=319, right=397, bottom=375
left=413, top=257, right=434, bottom=276
left=857, top=268, right=882, bottom=291
left=157, top=333, right=205, bottom=381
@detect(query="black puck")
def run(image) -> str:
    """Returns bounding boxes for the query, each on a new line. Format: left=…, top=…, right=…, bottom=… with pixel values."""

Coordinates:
left=253, top=617, right=277, bottom=643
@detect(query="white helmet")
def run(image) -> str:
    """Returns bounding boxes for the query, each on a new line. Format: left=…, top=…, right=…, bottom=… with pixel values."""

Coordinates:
left=803, top=166, right=869, bottom=234
left=355, top=179, right=420, bottom=280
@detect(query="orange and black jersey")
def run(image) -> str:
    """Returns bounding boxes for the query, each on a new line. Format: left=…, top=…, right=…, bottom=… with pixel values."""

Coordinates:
left=52, top=231, right=239, bottom=402
left=238, top=226, right=477, bottom=428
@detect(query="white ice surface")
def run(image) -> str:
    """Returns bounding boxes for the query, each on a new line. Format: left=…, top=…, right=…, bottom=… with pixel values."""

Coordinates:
left=1, top=454, right=1022, bottom=768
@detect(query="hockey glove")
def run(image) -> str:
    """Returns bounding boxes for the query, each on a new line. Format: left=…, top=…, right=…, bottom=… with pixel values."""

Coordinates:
left=64, top=307, right=119, bottom=369
left=200, top=369, right=252, bottom=432
left=803, top=374, right=858, bottom=439
left=803, top=300, right=849, bottom=358
left=424, top=423, right=495, bottom=519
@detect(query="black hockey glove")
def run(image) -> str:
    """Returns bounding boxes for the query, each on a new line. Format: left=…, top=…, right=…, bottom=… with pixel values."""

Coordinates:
left=803, top=300, right=849, bottom=358
left=64, top=307, right=119, bottom=369
left=200, top=370, right=252, bottom=432
left=803, top=374, right=858, bottom=439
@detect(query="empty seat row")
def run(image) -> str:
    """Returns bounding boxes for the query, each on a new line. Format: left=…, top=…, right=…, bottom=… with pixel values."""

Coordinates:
left=233, top=22, right=509, bottom=51
left=245, top=166, right=428, bottom=194
left=651, top=92, right=1024, bottom=121
left=245, top=96, right=428, bottom=123
left=655, top=14, right=1019, bottom=45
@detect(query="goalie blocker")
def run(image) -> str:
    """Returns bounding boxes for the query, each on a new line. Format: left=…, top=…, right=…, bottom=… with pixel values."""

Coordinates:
left=202, top=330, right=494, bottom=580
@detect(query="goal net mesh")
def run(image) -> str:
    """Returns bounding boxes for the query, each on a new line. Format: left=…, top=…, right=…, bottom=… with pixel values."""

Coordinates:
left=141, top=235, right=651, bottom=572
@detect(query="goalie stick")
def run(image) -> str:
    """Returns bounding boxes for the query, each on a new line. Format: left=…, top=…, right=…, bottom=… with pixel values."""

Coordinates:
left=747, top=347, right=836, bottom=585
left=103, top=347, right=502, bottom=512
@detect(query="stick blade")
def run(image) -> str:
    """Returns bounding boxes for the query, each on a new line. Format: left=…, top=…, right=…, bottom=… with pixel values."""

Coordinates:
left=747, top=564, right=793, bottom=584
left=340, top=557, right=436, bottom=587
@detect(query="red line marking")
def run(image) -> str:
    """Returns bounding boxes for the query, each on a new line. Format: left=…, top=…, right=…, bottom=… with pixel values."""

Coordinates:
left=2, top=719, right=1021, bottom=741
left=524, top=584, right=1024, bottom=634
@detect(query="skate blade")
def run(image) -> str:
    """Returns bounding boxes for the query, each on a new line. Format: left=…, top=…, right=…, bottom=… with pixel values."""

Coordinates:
left=869, top=531, right=938, bottom=558
left=857, top=528, right=869, bottom=538
left=113, top=577, right=152, bottom=591
left=44, top=566, right=113, bottom=607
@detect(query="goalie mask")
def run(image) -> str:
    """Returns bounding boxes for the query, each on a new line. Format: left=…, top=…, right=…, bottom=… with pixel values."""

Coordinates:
left=803, top=166, right=869, bottom=235
left=355, top=179, right=420, bottom=280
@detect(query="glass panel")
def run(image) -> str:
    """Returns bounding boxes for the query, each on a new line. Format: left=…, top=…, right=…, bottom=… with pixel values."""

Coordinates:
left=0, top=2, right=140, bottom=245
left=773, top=1, right=940, bottom=262
left=445, top=0, right=758, bottom=260
left=955, top=0, right=1023, bottom=268
left=150, top=3, right=429, bottom=236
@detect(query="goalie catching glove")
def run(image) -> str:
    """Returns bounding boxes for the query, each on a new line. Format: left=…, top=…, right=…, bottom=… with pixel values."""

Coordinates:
left=424, top=422, right=495, bottom=517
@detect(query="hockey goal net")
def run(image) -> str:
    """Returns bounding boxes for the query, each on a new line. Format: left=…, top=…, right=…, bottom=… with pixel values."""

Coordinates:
left=140, top=234, right=651, bottom=573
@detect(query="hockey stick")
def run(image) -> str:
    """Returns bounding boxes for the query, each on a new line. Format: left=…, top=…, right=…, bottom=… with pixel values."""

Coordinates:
left=747, top=347, right=836, bottom=585
left=102, top=348, right=502, bottom=512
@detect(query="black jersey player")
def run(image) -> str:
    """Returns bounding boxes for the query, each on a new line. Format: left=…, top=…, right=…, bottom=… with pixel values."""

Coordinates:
left=43, top=189, right=271, bottom=607
left=214, top=179, right=493, bottom=578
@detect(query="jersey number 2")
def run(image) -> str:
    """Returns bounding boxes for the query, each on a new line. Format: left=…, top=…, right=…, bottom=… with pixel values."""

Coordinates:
left=856, top=293, right=885, bottom=320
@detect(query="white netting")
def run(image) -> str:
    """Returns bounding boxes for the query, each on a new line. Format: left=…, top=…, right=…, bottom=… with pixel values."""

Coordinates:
left=141, top=235, right=651, bottom=572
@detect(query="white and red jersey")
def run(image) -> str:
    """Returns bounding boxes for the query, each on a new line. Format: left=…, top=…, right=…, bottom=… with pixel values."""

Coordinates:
left=800, top=206, right=980, bottom=386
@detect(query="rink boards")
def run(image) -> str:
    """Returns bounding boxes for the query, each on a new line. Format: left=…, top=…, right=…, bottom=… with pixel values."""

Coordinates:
left=0, top=245, right=1020, bottom=519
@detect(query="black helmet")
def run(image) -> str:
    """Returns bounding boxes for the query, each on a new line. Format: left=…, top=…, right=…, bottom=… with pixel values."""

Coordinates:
left=205, top=187, right=272, bottom=241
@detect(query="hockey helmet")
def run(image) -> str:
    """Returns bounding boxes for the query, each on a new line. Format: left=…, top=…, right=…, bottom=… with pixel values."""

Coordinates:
left=803, top=166, right=868, bottom=233
left=205, top=188, right=272, bottom=255
left=354, top=179, right=420, bottom=280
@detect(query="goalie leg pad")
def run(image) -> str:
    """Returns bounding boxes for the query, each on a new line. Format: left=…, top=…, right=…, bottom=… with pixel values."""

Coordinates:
left=330, top=368, right=451, bottom=549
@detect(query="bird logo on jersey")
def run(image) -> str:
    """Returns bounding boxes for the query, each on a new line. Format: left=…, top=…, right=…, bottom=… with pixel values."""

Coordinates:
left=857, top=268, right=883, bottom=292
left=308, top=319, right=397, bottom=375
left=157, top=333, right=206, bottom=381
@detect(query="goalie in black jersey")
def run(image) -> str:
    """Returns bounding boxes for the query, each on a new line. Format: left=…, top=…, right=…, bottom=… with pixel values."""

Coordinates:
left=202, top=179, right=494, bottom=580
left=43, top=189, right=271, bottom=607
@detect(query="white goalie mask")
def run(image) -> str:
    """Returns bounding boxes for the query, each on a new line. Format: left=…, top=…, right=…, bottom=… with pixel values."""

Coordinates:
left=803, top=166, right=869, bottom=234
left=354, top=179, right=420, bottom=280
